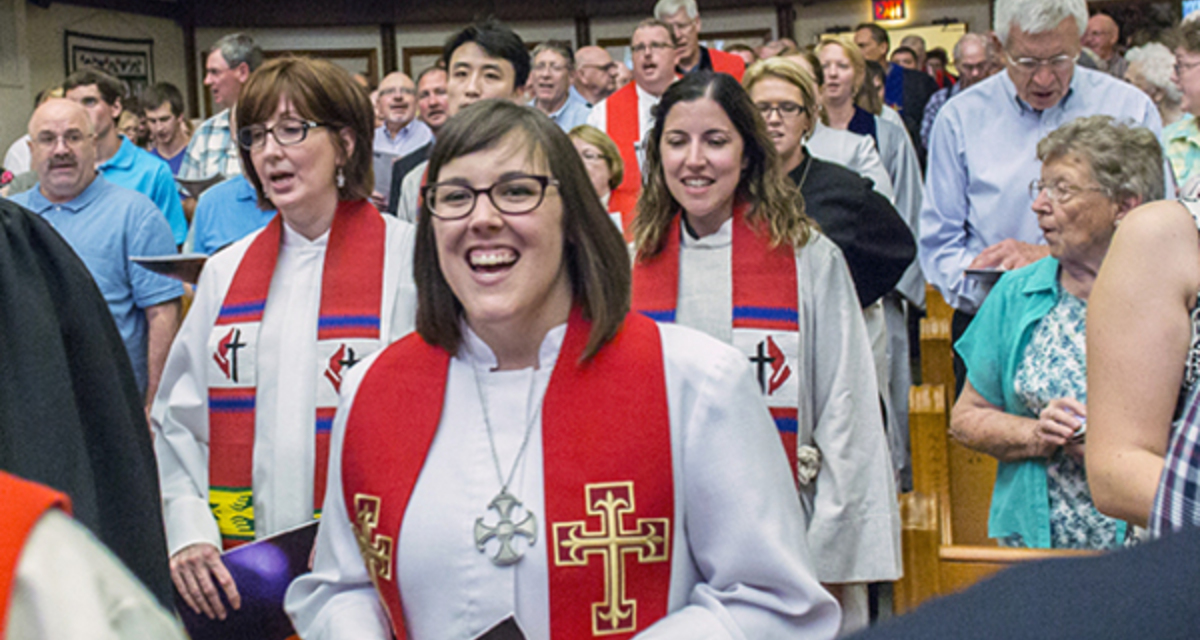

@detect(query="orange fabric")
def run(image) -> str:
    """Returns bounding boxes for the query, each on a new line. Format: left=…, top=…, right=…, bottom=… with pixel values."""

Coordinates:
left=0, top=472, right=70, bottom=633
left=708, top=48, right=746, bottom=81
left=605, top=82, right=643, bottom=241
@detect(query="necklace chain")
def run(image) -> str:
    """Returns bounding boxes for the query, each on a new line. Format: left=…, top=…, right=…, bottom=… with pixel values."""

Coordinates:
left=472, top=360, right=542, bottom=493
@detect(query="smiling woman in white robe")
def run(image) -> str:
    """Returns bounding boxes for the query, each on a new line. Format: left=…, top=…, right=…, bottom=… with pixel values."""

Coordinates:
left=284, top=97, right=839, bottom=640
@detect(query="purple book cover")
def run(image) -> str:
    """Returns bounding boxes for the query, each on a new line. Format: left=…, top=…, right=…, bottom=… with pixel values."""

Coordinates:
left=175, top=520, right=319, bottom=640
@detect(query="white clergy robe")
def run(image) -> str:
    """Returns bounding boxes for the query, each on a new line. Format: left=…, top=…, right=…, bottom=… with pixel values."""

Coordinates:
left=285, top=322, right=840, bottom=639
left=674, top=220, right=902, bottom=631
left=6, top=511, right=187, bottom=640
left=151, top=216, right=419, bottom=556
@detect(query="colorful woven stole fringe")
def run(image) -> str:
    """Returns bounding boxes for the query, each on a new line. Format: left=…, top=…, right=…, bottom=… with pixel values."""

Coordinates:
left=607, top=82, right=643, bottom=240
left=207, top=199, right=385, bottom=548
left=631, top=203, right=801, bottom=478
left=341, top=310, right=674, bottom=639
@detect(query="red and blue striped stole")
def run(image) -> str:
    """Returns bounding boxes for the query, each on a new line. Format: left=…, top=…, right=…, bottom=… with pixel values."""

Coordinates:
left=207, top=199, right=386, bottom=548
left=632, top=203, right=801, bottom=478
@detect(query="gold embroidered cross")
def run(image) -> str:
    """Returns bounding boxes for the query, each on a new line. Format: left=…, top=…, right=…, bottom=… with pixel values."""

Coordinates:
left=352, top=494, right=394, bottom=585
left=552, top=482, right=670, bottom=635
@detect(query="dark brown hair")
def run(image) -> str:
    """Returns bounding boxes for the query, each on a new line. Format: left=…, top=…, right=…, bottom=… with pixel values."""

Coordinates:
left=236, top=57, right=374, bottom=209
left=633, top=71, right=814, bottom=260
left=415, top=100, right=631, bottom=361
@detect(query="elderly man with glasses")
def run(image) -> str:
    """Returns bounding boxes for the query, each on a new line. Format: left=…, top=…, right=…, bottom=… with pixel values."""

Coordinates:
left=586, top=18, right=679, bottom=237
left=919, top=0, right=1160, bottom=393
left=653, top=0, right=744, bottom=80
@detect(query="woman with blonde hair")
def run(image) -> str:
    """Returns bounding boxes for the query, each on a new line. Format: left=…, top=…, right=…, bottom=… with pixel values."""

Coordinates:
left=630, top=71, right=899, bottom=633
left=568, top=124, right=625, bottom=229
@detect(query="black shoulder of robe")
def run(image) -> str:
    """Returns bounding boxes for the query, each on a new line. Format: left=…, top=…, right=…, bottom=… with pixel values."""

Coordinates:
left=791, top=155, right=916, bottom=307
left=0, top=197, right=174, bottom=607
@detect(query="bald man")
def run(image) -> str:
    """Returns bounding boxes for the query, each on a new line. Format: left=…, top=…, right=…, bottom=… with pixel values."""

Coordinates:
left=8, top=99, right=182, bottom=406
left=373, top=71, right=432, bottom=158
left=1083, top=13, right=1127, bottom=78
left=572, top=45, right=618, bottom=106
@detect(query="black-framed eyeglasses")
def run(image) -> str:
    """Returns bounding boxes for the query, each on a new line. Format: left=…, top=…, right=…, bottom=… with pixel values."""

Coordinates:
left=423, top=174, right=559, bottom=220
left=755, top=101, right=808, bottom=119
left=1029, top=179, right=1109, bottom=205
left=237, top=118, right=328, bottom=150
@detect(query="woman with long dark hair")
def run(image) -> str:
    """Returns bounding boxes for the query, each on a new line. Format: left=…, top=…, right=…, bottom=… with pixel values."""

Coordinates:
left=630, top=71, right=899, bottom=633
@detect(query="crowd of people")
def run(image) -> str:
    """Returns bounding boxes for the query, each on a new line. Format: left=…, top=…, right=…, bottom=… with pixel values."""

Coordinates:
left=6, top=0, right=1200, bottom=637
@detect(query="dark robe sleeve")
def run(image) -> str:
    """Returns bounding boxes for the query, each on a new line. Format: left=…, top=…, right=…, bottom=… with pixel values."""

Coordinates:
left=795, top=157, right=916, bottom=307
left=0, top=197, right=174, bottom=608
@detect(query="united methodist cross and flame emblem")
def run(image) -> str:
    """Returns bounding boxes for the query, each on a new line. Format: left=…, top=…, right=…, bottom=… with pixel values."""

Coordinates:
left=213, top=327, right=246, bottom=382
left=552, top=482, right=669, bottom=635
left=749, top=336, right=791, bottom=396
left=324, top=344, right=361, bottom=393
left=352, top=494, right=393, bottom=587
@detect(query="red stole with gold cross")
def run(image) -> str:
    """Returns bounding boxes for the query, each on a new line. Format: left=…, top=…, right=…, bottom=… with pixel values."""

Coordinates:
left=340, top=310, right=674, bottom=638
left=631, top=204, right=801, bottom=480
left=207, top=199, right=386, bottom=549
left=606, top=82, right=643, bottom=240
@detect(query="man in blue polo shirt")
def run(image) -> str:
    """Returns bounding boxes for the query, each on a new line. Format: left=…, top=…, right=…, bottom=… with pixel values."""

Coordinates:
left=8, top=98, right=183, bottom=407
left=63, top=68, right=188, bottom=246
left=191, top=174, right=276, bottom=255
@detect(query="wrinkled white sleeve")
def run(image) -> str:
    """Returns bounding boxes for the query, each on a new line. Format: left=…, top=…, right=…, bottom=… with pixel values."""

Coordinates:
left=397, top=162, right=426, bottom=224
left=6, top=511, right=188, bottom=640
left=150, top=246, right=241, bottom=555
left=637, top=325, right=841, bottom=639
left=876, top=117, right=926, bottom=308
left=284, top=352, right=392, bottom=640
left=848, top=135, right=895, bottom=202
left=801, top=238, right=902, bottom=584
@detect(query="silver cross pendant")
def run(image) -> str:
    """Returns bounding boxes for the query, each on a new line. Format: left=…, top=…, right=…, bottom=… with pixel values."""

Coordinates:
left=474, top=489, right=538, bottom=566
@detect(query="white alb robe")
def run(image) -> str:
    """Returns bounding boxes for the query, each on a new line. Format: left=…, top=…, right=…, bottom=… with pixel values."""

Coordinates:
left=674, top=221, right=902, bottom=580
left=151, top=216, right=419, bottom=555
left=6, top=511, right=187, bottom=640
left=285, top=322, right=841, bottom=639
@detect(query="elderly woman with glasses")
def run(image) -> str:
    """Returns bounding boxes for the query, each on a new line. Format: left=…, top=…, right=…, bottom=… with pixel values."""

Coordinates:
left=283, top=99, right=838, bottom=639
left=950, top=115, right=1163, bottom=550
left=152, top=57, right=418, bottom=621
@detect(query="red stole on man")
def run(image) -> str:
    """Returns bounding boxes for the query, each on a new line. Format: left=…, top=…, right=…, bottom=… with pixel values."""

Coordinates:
left=0, top=472, right=70, bottom=631
left=630, top=204, right=801, bottom=479
left=207, top=200, right=386, bottom=549
left=340, top=310, right=675, bottom=639
left=605, top=82, right=644, bottom=240
left=707, top=48, right=746, bottom=80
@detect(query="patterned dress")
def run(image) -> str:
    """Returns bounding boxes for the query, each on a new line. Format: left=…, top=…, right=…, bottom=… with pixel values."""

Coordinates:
left=1002, top=290, right=1123, bottom=549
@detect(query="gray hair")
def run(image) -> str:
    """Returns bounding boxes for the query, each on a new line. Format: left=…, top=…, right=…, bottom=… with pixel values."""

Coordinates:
left=654, top=0, right=698, bottom=20
left=1037, top=115, right=1164, bottom=203
left=1125, top=42, right=1183, bottom=106
left=994, top=0, right=1087, bottom=48
left=531, top=40, right=575, bottom=72
left=208, top=33, right=264, bottom=73
left=953, top=32, right=1000, bottom=65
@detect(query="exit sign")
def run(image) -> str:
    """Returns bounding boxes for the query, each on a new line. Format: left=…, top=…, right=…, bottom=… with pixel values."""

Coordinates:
left=874, top=0, right=907, bottom=20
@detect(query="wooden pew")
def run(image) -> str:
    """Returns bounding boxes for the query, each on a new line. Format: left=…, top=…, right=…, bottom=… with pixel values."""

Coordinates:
left=894, top=287, right=1097, bottom=614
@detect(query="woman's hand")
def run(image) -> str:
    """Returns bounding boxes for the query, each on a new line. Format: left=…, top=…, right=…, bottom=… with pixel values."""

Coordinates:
left=1038, top=397, right=1086, bottom=461
left=170, top=542, right=241, bottom=620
